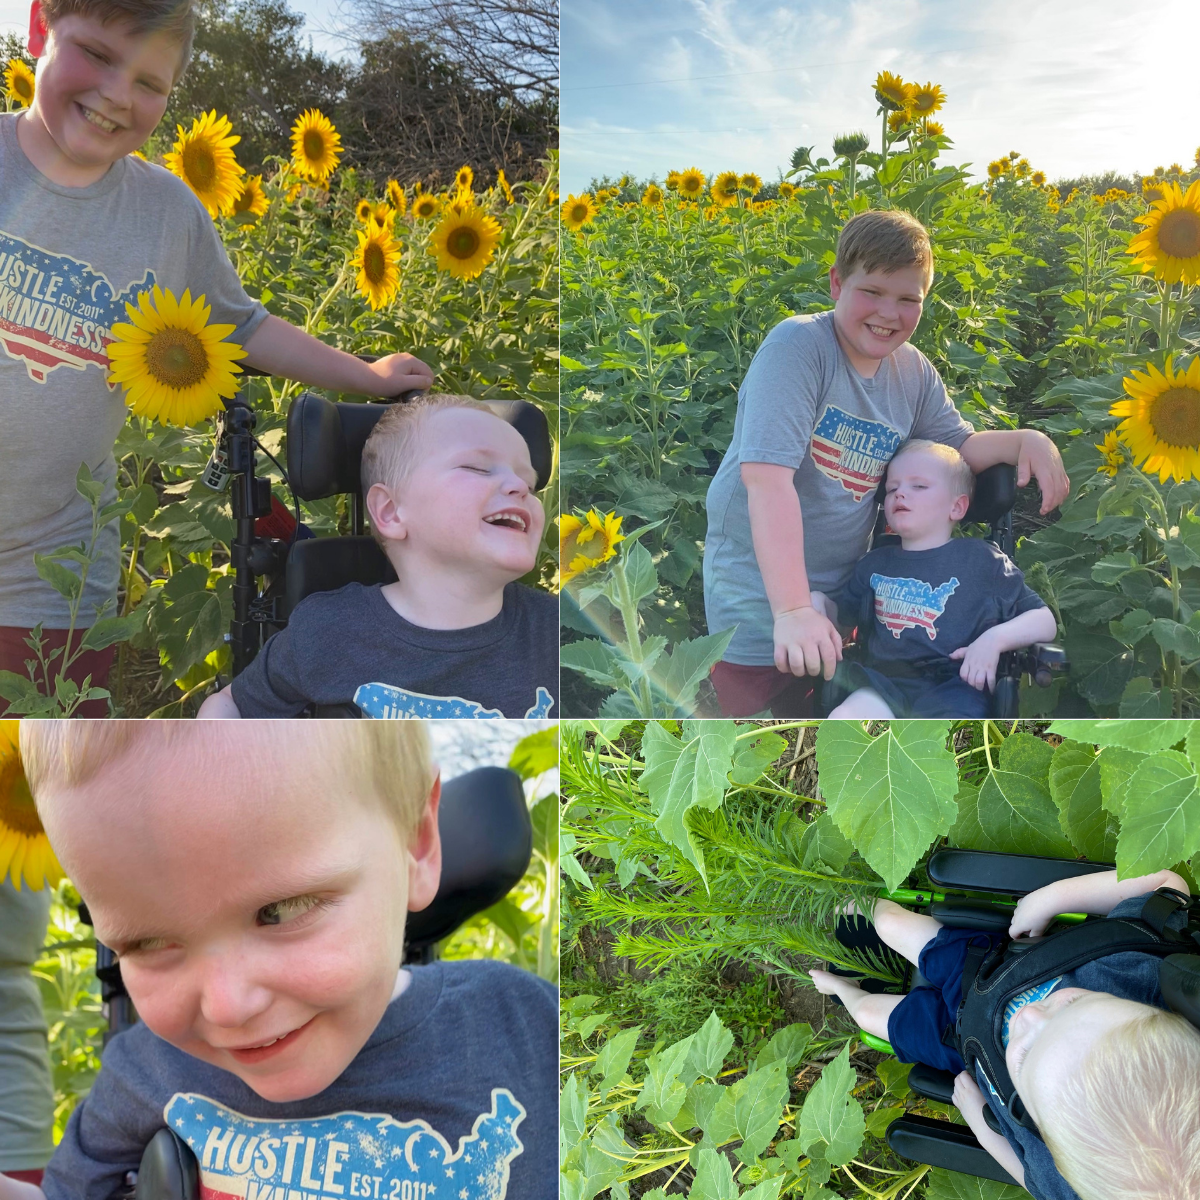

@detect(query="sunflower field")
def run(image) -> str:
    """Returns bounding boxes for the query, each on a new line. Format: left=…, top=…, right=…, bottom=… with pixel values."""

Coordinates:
left=561, top=717, right=1200, bottom=1200
left=1, top=68, right=558, bottom=717
left=560, top=70, right=1200, bottom=719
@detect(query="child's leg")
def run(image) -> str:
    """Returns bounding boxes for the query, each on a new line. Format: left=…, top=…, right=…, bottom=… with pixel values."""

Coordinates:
left=809, top=969, right=903, bottom=1041
left=871, top=898, right=944, bottom=969
left=827, top=688, right=895, bottom=718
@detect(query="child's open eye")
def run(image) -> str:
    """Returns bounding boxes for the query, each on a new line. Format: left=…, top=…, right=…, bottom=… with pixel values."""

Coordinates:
left=257, top=895, right=332, bottom=926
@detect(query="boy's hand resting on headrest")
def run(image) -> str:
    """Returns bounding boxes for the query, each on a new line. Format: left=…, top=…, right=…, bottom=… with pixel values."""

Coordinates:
left=366, top=353, right=435, bottom=398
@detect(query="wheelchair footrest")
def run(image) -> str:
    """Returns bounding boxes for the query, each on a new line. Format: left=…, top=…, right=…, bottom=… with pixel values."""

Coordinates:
left=886, top=1114, right=1018, bottom=1186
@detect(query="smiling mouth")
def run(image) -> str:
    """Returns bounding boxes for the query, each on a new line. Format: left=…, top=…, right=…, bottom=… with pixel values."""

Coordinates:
left=77, top=103, right=121, bottom=134
left=223, top=1017, right=315, bottom=1063
left=483, top=511, right=528, bottom=533
left=865, top=323, right=896, bottom=337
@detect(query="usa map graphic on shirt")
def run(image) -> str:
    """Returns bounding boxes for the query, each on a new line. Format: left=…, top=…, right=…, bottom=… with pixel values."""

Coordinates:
left=810, top=405, right=902, bottom=501
left=0, top=232, right=154, bottom=382
left=165, top=1088, right=525, bottom=1200
left=353, top=684, right=555, bottom=720
left=870, top=573, right=959, bottom=640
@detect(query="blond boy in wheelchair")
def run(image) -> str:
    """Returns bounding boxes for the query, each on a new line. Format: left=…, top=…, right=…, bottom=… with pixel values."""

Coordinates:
left=0, top=723, right=557, bottom=1200
left=821, top=440, right=1057, bottom=718
left=200, top=395, right=558, bottom=718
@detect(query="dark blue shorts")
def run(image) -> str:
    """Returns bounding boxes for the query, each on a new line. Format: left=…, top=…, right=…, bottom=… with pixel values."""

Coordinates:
left=886, top=925, right=1007, bottom=1074
left=827, top=662, right=992, bottom=718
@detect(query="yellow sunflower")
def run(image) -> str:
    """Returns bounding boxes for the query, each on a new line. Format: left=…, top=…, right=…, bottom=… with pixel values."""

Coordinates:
left=496, top=169, right=514, bottom=203
left=352, top=225, right=402, bottom=310
left=778, top=181, right=797, bottom=200
left=739, top=172, right=763, bottom=195
left=925, top=120, right=945, bottom=137
left=429, top=204, right=501, bottom=279
left=231, top=174, right=268, bottom=221
left=0, top=723, right=63, bottom=892
left=711, top=171, right=740, bottom=206
left=887, top=110, right=911, bottom=135
left=910, top=82, right=945, bottom=117
left=370, top=202, right=394, bottom=232
left=454, top=164, right=474, bottom=192
left=1143, top=177, right=1165, bottom=203
left=356, top=198, right=373, bottom=223
left=874, top=70, right=912, bottom=112
left=387, top=179, right=407, bottom=215
left=412, top=192, right=440, bottom=220
left=665, top=170, right=681, bottom=191
left=678, top=168, right=706, bottom=200
left=1110, top=356, right=1200, bottom=483
left=163, top=110, right=244, bottom=218
left=642, top=183, right=664, bottom=207
left=561, top=193, right=598, bottom=231
left=105, top=285, right=248, bottom=427
left=1014, top=158, right=1031, bottom=178
left=290, top=109, right=341, bottom=185
left=3, top=58, right=35, bottom=108
left=1095, top=430, right=1124, bottom=477
left=1127, top=179, right=1200, bottom=284
left=1030, top=170, right=1046, bottom=187
left=560, top=510, right=624, bottom=584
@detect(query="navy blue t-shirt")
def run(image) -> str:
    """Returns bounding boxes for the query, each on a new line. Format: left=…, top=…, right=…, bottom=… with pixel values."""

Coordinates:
left=978, top=894, right=1186, bottom=1200
left=836, top=538, right=1046, bottom=681
left=42, top=961, right=558, bottom=1200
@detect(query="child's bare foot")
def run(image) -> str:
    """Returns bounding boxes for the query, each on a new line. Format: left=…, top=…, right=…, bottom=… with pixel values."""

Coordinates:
left=809, top=967, right=850, bottom=996
left=834, top=897, right=872, bottom=921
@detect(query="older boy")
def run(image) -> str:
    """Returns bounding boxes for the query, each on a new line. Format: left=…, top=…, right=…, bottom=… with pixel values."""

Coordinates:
left=823, top=439, right=1057, bottom=718
left=0, top=0, right=433, bottom=714
left=0, top=722, right=557, bottom=1200
left=703, top=209, right=1069, bottom=717
left=199, top=395, right=558, bottom=718
left=809, top=868, right=1200, bottom=1199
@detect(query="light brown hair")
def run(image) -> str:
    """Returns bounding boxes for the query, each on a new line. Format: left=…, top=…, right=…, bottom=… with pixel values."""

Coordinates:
left=889, top=438, right=974, bottom=504
left=834, top=208, right=934, bottom=291
left=38, top=0, right=197, bottom=83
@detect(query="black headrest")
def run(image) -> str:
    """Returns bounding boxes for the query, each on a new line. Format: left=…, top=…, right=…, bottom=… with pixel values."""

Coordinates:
left=286, top=392, right=553, bottom=501
left=405, top=766, right=531, bottom=955
left=963, top=463, right=1016, bottom=525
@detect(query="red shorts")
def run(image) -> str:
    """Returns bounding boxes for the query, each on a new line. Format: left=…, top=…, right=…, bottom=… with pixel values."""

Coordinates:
left=0, top=626, right=115, bottom=718
left=709, top=661, right=815, bottom=718
left=5, top=1171, right=45, bottom=1184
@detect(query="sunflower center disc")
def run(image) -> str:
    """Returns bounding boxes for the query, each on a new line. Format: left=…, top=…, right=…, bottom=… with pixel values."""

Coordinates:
left=16, top=80, right=32, bottom=102
left=448, top=228, right=481, bottom=259
left=182, top=142, right=216, bottom=191
left=1150, top=385, right=1200, bottom=448
left=145, top=328, right=209, bottom=389
left=364, top=244, right=386, bottom=283
left=0, top=761, right=42, bottom=836
left=1158, top=210, right=1200, bottom=259
left=571, top=206, right=587, bottom=222
left=303, top=131, right=325, bottom=162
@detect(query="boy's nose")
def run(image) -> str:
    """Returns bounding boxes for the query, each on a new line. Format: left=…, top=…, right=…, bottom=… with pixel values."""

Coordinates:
left=195, top=960, right=274, bottom=1031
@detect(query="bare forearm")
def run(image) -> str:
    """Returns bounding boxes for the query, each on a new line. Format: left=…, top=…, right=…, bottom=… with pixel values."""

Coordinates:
left=197, top=685, right=241, bottom=719
left=0, top=1175, right=46, bottom=1200
left=985, top=607, right=1058, bottom=654
left=242, top=315, right=379, bottom=394
left=1035, top=869, right=1189, bottom=917
left=964, top=1117, right=1028, bottom=1192
left=742, top=466, right=811, bottom=614
left=959, top=429, right=1026, bottom=472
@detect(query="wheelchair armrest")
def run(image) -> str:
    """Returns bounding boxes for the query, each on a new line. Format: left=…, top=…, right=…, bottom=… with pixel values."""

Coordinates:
left=135, top=1128, right=198, bottom=1200
left=886, top=1114, right=1019, bottom=1186
left=928, top=899, right=1014, bottom=932
left=928, top=848, right=1113, bottom=894
left=907, top=1062, right=956, bottom=1104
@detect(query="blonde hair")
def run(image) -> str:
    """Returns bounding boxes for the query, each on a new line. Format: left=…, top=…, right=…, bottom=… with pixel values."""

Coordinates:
left=889, top=438, right=974, bottom=503
left=359, top=393, right=491, bottom=546
left=38, top=0, right=197, bottom=83
left=1038, top=1007, right=1200, bottom=1199
left=834, top=208, right=934, bottom=291
left=19, top=722, right=435, bottom=840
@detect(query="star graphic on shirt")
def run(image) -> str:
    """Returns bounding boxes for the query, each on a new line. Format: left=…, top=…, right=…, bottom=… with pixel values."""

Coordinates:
left=175, top=1118, right=184, bottom=1128
left=479, top=1140, right=488, bottom=1151
left=459, top=1190, right=468, bottom=1199
left=445, top=1168, right=454, bottom=1179
left=428, top=1188, right=436, bottom=1195
left=429, top=1148, right=439, bottom=1158
left=464, top=1153, right=472, bottom=1163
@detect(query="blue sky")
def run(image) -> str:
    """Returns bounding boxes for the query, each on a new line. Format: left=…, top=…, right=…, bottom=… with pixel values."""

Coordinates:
left=0, top=0, right=356, bottom=62
left=563, top=0, right=1200, bottom=193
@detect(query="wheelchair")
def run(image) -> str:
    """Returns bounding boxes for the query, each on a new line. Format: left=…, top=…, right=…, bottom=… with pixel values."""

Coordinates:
left=206, top=357, right=553, bottom=708
left=73, top=765, right=533, bottom=1199
left=822, top=463, right=1068, bottom=719
left=829, top=848, right=1200, bottom=1187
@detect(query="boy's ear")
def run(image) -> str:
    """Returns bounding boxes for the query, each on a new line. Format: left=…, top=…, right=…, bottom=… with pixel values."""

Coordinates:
left=406, top=772, right=442, bottom=913
left=950, top=492, right=971, bottom=521
left=27, top=0, right=47, bottom=56
left=829, top=264, right=843, bottom=300
left=365, top=481, right=408, bottom=543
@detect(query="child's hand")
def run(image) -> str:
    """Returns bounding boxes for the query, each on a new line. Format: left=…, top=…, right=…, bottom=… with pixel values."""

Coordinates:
left=949, top=629, right=1002, bottom=692
left=366, top=353, right=435, bottom=397
left=1009, top=891, right=1054, bottom=940
left=952, top=1070, right=986, bottom=1118
left=774, top=606, right=843, bottom=680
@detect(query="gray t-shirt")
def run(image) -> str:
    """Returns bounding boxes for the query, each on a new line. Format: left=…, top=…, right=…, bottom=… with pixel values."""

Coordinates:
left=230, top=581, right=559, bottom=718
left=0, top=882, right=53, bottom=1172
left=42, top=960, right=558, bottom=1200
left=0, top=111, right=269, bottom=627
left=703, top=310, right=974, bottom=664
left=979, top=893, right=1186, bottom=1200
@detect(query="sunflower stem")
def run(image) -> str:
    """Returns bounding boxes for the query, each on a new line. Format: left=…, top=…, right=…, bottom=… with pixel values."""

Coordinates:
left=611, top=555, right=656, bottom=716
left=305, top=263, right=349, bottom=335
